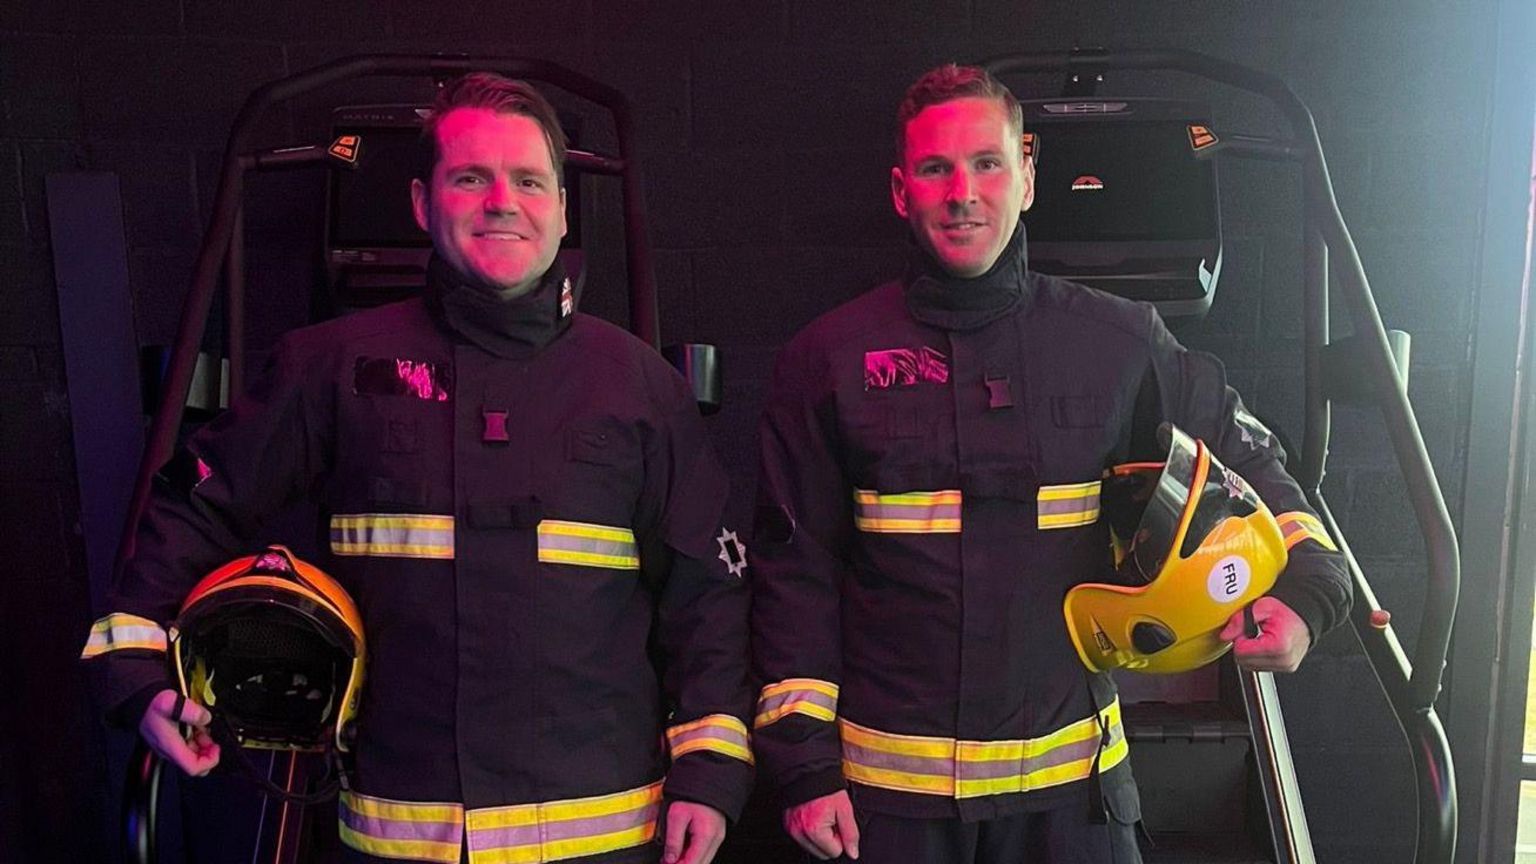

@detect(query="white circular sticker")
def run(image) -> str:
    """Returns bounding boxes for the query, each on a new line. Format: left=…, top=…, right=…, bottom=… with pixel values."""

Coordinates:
left=1206, top=555, right=1252, bottom=603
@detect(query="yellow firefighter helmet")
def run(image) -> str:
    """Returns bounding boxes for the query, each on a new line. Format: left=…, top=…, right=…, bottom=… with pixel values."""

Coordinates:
left=1064, top=424, right=1288, bottom=674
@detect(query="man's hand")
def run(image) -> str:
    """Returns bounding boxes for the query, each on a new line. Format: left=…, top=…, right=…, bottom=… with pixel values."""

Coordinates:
left=783, top=789, right=859, bottom=860
left=662, top=800, right=727, bottom=864
left=139, top=688, right=221, bottom=777
left=1220, top=596, right=1312, bottom=673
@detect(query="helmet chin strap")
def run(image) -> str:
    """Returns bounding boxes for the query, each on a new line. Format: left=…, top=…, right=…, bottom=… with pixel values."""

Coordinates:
left=204, top=712, right=350, bottom=804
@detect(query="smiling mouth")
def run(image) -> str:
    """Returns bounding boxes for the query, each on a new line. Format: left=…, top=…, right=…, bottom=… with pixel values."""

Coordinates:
left=475, top=231, right=530, bottom=241
left=941, top=221, right=986, bottom=231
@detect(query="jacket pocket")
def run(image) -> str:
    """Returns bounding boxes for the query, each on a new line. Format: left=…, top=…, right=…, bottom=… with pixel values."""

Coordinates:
left=536, top=706, right=626, bottom=792
left=555, top=418, right=642, bottom=522
left=367, top=476, right=433, bottom=509
left=862, top=460, right=948, bottom=494
left=1051, top=394, right=1115, bottom=429
left=1102, top=764, right=1144, bottom=864
left=1102, top=763, right=1142, bottom=826
left=568, top=422, right=620, bottom=466
left=959, top=468, right=1035, bottom=502
left=465, top=497, right=543, bottom=529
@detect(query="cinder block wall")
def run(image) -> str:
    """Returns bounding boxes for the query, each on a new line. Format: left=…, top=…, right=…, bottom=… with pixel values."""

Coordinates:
left=1, top=2, right=1498, bottom=861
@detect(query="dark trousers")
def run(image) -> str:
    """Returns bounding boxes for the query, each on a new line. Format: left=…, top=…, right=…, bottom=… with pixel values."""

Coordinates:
left=826, top=807, right=1143, bottom=864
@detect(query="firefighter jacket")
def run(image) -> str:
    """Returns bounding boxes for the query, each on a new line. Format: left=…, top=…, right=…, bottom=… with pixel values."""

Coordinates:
left=749, top=227, right=1351, bottom=824
left=82, top=256, right=756, bottom=864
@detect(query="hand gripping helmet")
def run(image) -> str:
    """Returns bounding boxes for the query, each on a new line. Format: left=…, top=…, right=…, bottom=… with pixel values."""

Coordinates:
left=170, top=545, right=364, bottom=795
left=1063, top=424, right=1288, bottom=674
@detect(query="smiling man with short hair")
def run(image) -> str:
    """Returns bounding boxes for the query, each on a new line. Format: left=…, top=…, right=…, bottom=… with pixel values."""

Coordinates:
left=84, top=72, right=753, bottom=864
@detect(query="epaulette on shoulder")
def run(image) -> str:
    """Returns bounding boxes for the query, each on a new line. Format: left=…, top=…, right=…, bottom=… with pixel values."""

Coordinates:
left=287, top=297, right=430, bottom=352
left=789, top=280, right=907, bottom=353
left=1028, top=271, right=1157, bottom=342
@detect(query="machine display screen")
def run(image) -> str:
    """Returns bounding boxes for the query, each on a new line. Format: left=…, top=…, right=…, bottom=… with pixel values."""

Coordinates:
left=328, top=125, right=430, bottom=250
left=1024, top=120, right=1217, bottom=243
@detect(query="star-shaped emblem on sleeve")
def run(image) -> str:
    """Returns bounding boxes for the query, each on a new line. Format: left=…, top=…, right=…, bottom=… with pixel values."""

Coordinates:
left=716, top=527, right=748, bottom=578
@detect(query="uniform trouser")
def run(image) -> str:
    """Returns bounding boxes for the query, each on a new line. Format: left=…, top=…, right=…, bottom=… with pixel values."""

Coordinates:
left=823, top=806, right=1143, bottom=864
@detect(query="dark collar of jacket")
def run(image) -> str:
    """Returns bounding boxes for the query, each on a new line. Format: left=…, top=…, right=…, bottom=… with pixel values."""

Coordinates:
left=424, top=254, right=574, bottom=360
left=902, top=223, right=1033, bottom=332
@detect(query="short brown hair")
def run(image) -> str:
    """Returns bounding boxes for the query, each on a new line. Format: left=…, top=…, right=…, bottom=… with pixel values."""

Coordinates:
left=416, top=72, right=567, bottom=184
left=896, top=64, right=1024, bottom=160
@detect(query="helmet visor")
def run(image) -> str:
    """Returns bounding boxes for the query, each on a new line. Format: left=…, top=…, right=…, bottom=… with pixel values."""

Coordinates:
left=1103, top=424, right=1201, bottom=582
left=1104, top=424, right=1264, bottom=583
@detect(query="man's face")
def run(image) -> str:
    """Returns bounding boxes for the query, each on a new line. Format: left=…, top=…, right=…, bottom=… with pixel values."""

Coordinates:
left=891, top=97, right=1034, bottom=278
left=412, top=107, right=567, bottom=298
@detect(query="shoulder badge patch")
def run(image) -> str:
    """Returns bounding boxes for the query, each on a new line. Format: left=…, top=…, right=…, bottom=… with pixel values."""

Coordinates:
left=716, top=527, right=748, bottom=578
left=864, top=346, right=949, bottom=390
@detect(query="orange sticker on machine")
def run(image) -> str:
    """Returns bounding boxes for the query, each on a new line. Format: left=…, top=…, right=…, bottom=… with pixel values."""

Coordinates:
left=1188, top=125, right=1218, bottom=150
left=329, top=134, right=360, bottom=163
left=1020, top=131, right=1037, bottom=159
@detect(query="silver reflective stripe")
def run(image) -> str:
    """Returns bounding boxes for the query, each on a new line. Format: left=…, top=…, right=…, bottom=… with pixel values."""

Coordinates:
left=465, top=780, right=662, bottom=863
left=81, top=613, right=167, bottom=658
left=1037, top=481, right=1101, bottom=529
left=667, top=714, right=753, bottom=764
left=330, top=514, right=455, bottom=559
left=755, top=678, right=839, bottom=728
left=853, top=490, right=962, bottom=533
left=338, top=791, right=462, bottom=863
left=839, top=699, right=1128, bottom=799
left=536, top=521, right=640, bottom=570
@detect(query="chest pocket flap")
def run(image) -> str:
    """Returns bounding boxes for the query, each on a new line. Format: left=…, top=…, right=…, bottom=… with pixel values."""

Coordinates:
left=568, top=422, right=621, bottom=466
left=1051, top=394, right=1115, bottom=429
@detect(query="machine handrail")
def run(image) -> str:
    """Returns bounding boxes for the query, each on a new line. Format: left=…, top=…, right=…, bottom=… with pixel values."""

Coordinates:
left=983, top=48, right=1461, bottom=863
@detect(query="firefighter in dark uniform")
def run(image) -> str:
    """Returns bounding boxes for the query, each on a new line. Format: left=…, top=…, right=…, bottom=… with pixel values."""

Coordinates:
left=81, top=73, right=754, bottom=864
left=748, top=64, right=1352, bottom=863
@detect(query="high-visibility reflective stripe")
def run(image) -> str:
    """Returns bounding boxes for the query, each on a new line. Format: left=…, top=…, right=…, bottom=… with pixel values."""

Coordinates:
left=853, top=490, right=962, bottom=533
left=339, top=782, right=664, bottom=864
left=465, top=780, right=662, bottom=864
left=1038, top=481, right=1101, bottom=529
left=536, top=521, right=640, bottom=570
left=755, top=678, right=839, bottom=728
left=339, top=791, right=463, bottom=864
left=1276, top=511, right=1338, bottom=552
left=667, top=714, right=754, bottom=764
left=80, top=613, right=167, bottom=658
left=839, top=699, right=1127, bottom=799
left=331, top=514, right=455, bottom=559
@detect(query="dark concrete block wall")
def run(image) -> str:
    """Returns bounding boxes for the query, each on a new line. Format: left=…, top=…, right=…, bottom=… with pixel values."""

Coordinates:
left=1, top=1, right=1502, bottom=861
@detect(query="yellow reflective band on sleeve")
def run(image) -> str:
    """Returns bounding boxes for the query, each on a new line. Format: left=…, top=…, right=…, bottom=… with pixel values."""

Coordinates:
left=465, top=780, right=663, bottom=864
left=754, top=678, right=839, bottom=728
left=853, top=489, right=962, bottom=533
left=81, top=613, right=167, bottom=659
left=338, top=791, right=464, bottom=864
left=1276, top=511, right=1338, bottom=552
left=536, top=521, right=641, bottom=570
left=1037, top=481, right=1102, bottom=529
left=839, top=698, right=1127, bottom=800
left=667, top=714, right=754, bottom=765
left=331, top=514, right=455, bottom=559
